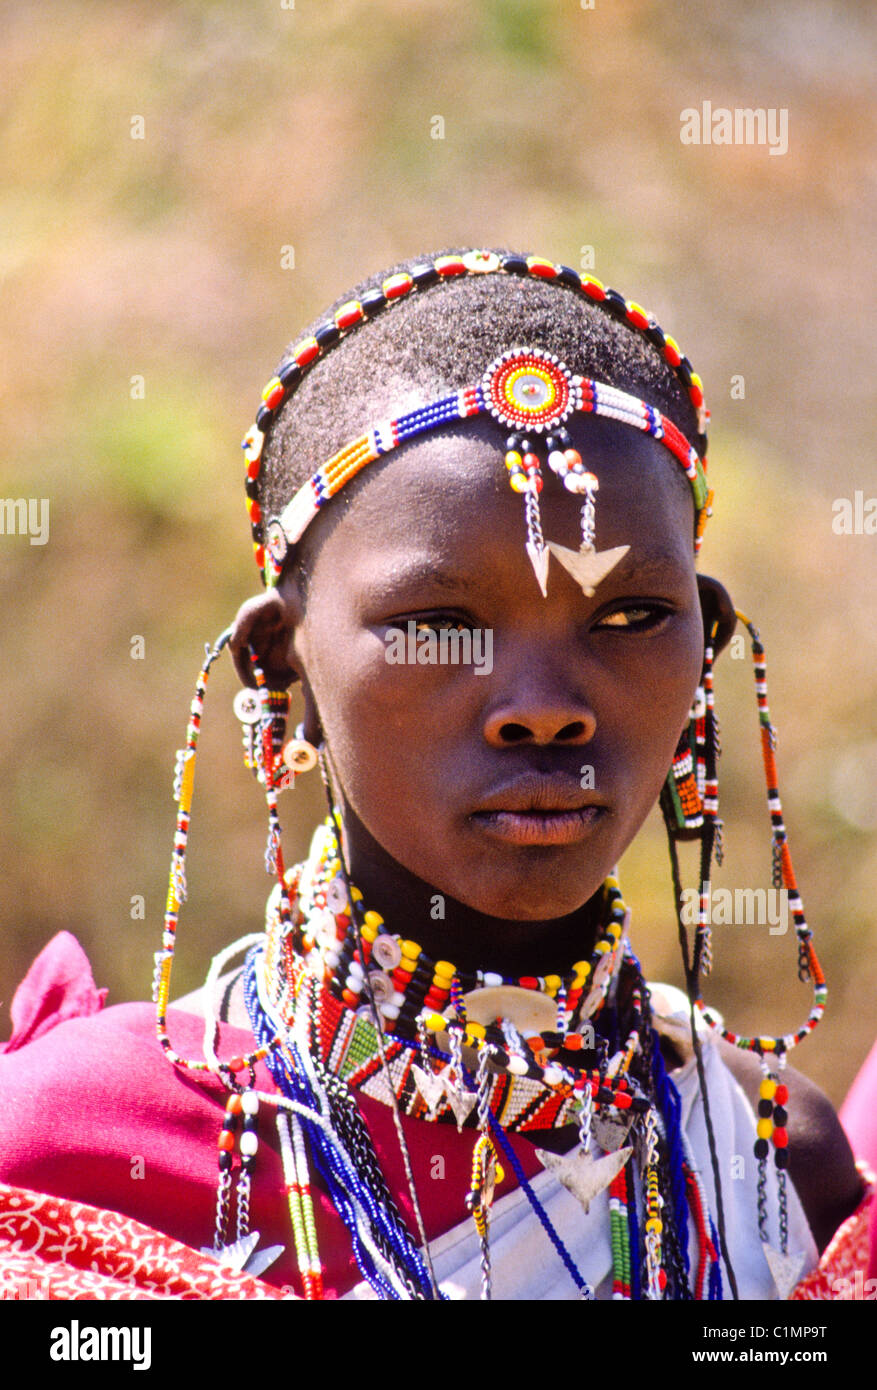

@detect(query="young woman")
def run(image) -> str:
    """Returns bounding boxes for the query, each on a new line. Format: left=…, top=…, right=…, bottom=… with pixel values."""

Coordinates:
left=0, top=250, right=867, bottom=1301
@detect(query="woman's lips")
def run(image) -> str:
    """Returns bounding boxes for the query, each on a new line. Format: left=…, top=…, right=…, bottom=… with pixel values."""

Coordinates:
left=470, top=805, right=604, bottom=846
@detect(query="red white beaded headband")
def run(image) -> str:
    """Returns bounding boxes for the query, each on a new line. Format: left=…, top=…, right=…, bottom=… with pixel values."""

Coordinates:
left=242, top=251, right=713, bottom=594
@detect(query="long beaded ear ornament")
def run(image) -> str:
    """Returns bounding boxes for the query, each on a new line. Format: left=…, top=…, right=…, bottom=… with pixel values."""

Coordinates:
left=157, top=632, right=445, bottom=1300
left=661, top=632, right=722, bottom=977
left=665, top=611, right=827, bottom=1300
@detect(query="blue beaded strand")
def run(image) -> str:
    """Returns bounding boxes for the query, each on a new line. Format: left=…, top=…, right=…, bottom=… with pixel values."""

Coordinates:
left=488, top=1114, right=593, bottom=1298
left=243, top=949, right=438, bottom=1299
left=649, top=1027, right=691, bottom=1285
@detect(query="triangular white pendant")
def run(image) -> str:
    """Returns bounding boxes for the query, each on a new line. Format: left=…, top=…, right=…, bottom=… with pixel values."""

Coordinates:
left=201, top=1230, right=285, bottom=1277
left=413, top=1062, right=477, bottom=1129
left=436, top=1063, right=478, bottom=1130
left=547, top=542, right=630, bottom=597
left=591, top=1111, right=635, bottom=1154
left=525, top=540, right=550, bottom=597
left=412, top=1063, right=447, bottom=1115
left=762, top=1243, right=806, bottom=1300
left=535, top=1144, right=633, bottom=1213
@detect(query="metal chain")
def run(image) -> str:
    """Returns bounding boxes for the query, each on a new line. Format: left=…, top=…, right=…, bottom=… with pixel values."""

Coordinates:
left=756, top=1156, right=769, bottom=1243
left=578, top=1083, right=593, bottom=1155
left=777, top=1169, right=789, bottom=1256
left=213, top=1168, right=233, bottom=1252
left=236, top=1170, right=251, bottom=1242
left=581, top=485, right=597, bottom=550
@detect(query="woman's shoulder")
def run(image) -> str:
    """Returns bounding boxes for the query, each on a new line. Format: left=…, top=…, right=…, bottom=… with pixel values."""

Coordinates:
left=648, top=980, right=865, bottom=1252
left=714, top=1039, right=866, bottom=1252
left=0, top=935, right=257, bottom=1227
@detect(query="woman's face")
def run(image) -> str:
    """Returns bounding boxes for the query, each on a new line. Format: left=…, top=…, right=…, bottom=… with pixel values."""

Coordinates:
left=287, top=412, right=704, bottom=924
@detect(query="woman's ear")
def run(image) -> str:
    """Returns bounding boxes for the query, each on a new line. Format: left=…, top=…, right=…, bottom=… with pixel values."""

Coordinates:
left=229, top=586, right=299, bottom=688
left=697, top=574, right=737, bottom=656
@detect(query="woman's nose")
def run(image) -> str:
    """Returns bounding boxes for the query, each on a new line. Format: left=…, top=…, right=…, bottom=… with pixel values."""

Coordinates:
left=482, top=687, right=597, bottom=749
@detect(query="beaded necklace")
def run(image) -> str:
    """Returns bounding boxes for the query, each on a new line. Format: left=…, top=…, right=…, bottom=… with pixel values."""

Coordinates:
left=256, top=836, right=644, bottom=1136
left=239, top=817, right=718, bottom=1300
left=273, top=819, right=629, bottom=1064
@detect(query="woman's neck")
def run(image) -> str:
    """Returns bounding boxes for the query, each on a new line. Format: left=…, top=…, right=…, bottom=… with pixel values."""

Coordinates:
left=336, top=810, right=607, bottom=978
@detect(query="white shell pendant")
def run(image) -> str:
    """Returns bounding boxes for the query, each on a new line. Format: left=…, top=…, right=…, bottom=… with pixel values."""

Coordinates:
left=535, top=1144, right=633, bottom=1214
left=547, top=542, right=630, bottom=598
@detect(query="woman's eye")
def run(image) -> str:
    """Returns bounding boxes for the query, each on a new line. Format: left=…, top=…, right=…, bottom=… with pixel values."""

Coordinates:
left=412, top=616, right=470, bottom=634
left=594, top=605, right=671, bottom=630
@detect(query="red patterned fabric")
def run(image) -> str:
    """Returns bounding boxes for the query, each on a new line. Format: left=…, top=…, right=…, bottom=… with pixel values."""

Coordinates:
left=0, top=1181, right=291, bottom=1299
left=791, top=1170, right=875, bottom=1301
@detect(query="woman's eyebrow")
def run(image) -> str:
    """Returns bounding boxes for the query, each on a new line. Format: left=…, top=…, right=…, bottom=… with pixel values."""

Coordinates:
left=358, top=549, right=690, bottom=609
left=362, top=558, right=472, bottom=601
left=613, top=549, right=692, bottom=586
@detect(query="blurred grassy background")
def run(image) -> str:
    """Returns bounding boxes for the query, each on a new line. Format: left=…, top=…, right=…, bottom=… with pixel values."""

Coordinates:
left=1, top=0, right=875, bottom=1104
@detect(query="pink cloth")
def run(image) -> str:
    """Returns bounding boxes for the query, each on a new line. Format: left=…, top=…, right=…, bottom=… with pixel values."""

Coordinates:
left=840, top=1039, right=877, bottom=1282
left=2, top=931, right=107, bottom=1053
left=0, top=934, right=544, bottom=1298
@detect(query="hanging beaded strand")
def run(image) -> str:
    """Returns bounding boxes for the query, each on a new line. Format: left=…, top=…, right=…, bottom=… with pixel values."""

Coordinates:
left=694, top=638, right=719, bottom=978
left=609, top=1164, right=632, bottom=1300
left=275, top=1108, right=324, bottom=1300
left=466, top=1048, right=505, bottom=1300
left=675, top=613, right=827, bottom=1291
left=692, top=614, right=827, bottom=1052
left=154, top=634, right=231, bottom=1064
left=155, top=635, right=290, bottom=1088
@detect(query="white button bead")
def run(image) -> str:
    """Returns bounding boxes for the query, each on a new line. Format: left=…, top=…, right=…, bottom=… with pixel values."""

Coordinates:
left=326, top=879, right=348, bottom=914
left=372, top=934, right=402, bottom=970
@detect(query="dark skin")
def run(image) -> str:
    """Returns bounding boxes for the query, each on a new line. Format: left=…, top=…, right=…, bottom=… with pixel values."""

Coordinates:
left=227, top=411, right=863, bottom=1253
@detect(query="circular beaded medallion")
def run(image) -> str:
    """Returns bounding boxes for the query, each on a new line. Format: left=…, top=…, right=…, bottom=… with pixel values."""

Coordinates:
left=482, top=348, right=581, bottom=433
left=265, top=518, right=289, bottom=568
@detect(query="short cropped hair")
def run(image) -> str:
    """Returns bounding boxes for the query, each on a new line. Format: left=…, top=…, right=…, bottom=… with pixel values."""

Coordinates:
left=257, top=250, right=704, bottom=528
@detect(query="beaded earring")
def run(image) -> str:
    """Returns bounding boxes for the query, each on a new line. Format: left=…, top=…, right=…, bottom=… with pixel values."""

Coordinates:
left=158, top=633, right=443, bottom=1299
left=234, top=685, right=319, bottom=795
left=660, top=632, right=722, bottom=976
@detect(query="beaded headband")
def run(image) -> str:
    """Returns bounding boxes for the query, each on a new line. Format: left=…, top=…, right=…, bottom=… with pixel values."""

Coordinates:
left=242, top=250, right=713, bottom=593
